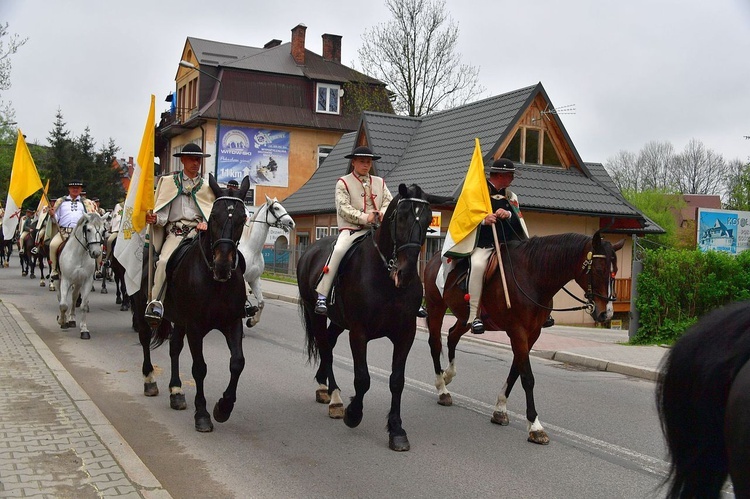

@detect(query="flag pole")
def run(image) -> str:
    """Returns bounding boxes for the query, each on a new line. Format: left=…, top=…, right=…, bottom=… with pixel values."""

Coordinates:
left=492, top=223, right=511, bottom=309
left=147, top=214, right=154, bottom=302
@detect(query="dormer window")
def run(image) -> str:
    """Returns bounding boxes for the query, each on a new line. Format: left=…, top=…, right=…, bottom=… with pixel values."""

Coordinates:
left=316, top=83, right=340, bottom=114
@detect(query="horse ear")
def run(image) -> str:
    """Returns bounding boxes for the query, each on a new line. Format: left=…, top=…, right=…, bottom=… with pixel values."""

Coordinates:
left=239, top=176, right=250, bottom=198
left=613, top=238, right=625, bottom=251
left=265, top=194, right=272, bottom=204
left=208, top=174, right=222, bottom=196
left=399, top=183, right=408, bottom=197
left=592, top=230, right=603, bottom=250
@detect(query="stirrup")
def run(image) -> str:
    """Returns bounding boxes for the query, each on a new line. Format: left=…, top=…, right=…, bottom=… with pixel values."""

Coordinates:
left=471, top=318, right=485, bottom=335
left=145, top=300, right=164, bottom=328
left=416, top=306, right=428, bottom=318
left=30, top=247, right=38, bottom=255
left=542, top=316, right=555, bottom=328
left=50, top=272, right=59, bottom=281
left=314, top=298, right=327, bottom=315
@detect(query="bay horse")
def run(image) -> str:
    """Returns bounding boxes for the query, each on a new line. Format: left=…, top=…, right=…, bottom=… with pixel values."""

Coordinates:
left=656, top=300, right=750, bottom=498
left=56, top=212, right=105, bottom=340
left=238, top=196, right=295, bottom=327
left=297, top=183, right=451, bottom=451
left=132, top=175, right=250, bottom=433
left=424, top=231, right=624, bottom=444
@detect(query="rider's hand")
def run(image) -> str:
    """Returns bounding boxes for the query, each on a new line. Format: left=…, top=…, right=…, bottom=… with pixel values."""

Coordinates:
left=196, top=221, right=208, bottom=231
left=145, top=213, right=157, bottom=225
left=367, top=211, right=381, bottom=224
left=494, top=208, right=511, bottom=220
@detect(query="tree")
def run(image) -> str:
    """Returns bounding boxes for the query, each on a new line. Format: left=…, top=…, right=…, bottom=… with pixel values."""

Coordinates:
left=638, top=140, right=675, bottom=190
left=45, top=109, right=74, bottom=196
left=92, top=138, right=124, bottom=208
left=0, top=23, right=27, bottom=199
left=622, top=189, right=683, bottom=249
left=605, top=150, right=640, bottom=192
left=357, top=0, right=484, bottom=117
left=672, top=138, right=729, bottom=196
left=724, top=158, right=750, bottom=210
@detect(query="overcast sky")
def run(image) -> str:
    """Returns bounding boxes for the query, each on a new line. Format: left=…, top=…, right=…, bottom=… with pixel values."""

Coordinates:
left=2, top=0, right=749, bottom=167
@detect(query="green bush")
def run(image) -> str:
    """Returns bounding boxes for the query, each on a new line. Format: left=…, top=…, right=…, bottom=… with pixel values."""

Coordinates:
left=631, top=248, right=750, bottom=344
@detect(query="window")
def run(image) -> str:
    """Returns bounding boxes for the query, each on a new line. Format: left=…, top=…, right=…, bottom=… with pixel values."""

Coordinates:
left=316, top=83, right=341, bottom=114
left=318, top=146, right=334, bottom=169
left=501, top=127, right=563, bottom=166
left=315, top=227, right=329, bottom=240
left=329, top=227, right=339, bottom=237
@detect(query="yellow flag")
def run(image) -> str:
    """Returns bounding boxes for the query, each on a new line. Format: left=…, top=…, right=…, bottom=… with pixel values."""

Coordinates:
left=36, top=179, right=50, bottom=215
left=132, top=95, right=155, bottom=232
left=2, top=130, right=44, bottom=238
left=442, top=138, right=492, bottom=257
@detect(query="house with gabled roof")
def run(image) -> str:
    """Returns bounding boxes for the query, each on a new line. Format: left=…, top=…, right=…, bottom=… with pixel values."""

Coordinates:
left=283, top=82, right=664, bottom=325
left=156, top=23, right=393, bottom=208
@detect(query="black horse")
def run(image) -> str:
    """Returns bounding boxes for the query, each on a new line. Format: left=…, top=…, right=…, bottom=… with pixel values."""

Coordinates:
left=107, top=237, right=129, bottom=311
left=656, top=300, right=750, bottom=498
left=132, top=174, right=250, bottom=432
left=297, top=183, right=451, bottom=451
left=0, top=225, right=16, bottom=268
left=424, top=232, right=624, bottom=444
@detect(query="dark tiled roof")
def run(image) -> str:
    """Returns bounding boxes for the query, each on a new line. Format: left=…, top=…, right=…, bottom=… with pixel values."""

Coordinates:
left=282, top=83, right=664, bottom=234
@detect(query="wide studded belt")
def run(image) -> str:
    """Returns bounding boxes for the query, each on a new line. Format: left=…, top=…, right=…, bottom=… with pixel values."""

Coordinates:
left=167, top=222, right=195, bottom=237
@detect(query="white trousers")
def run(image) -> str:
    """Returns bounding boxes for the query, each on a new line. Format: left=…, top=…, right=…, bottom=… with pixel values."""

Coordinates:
left=315, top=229, right=368, bottom=298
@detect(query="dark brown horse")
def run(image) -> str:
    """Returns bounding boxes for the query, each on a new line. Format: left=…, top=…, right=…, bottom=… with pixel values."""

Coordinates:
left=657, top=301, right=750, bottom=498
left=297, top=183, right=451, bottom=451
left=424, top=231, right=624, bottom=444
left=106, top=238, right=129, bottom=311
left=132, top=174, right=250, bottom=432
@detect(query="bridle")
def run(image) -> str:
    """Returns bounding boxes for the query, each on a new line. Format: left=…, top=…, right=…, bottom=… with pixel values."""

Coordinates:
left=198, top=196, right=247, bottom=271
left=244, top=200, right=292, bottom=230
left=579, top=250, right=618, bottom=303
left=74, top=218, right=103, bottom=258
left=372, top=197, right=430, bottom=272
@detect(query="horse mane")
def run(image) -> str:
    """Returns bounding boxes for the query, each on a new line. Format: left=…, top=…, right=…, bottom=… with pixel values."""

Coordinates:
left=513, top=233, right=590, bottom=276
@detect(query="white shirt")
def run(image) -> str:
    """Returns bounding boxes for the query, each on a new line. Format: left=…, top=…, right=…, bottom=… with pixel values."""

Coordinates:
left=56, top=196, right=85, bottom=228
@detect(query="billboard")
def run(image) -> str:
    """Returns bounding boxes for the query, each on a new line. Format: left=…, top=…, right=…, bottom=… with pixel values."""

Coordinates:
left=216, top=126, right=289, bottom=187
left=697, top=208, right=750, bottom=254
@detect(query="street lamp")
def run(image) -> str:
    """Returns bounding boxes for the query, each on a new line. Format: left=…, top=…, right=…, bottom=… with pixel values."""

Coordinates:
left=179, top=60, right=222, bottom=176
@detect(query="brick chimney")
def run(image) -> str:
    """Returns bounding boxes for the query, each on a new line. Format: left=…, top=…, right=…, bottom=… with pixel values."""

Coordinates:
left=322, top=33, right=342, bottom=63
left=291, top=24, right=307, bottom=65
left=264, top=39, right=281, bottom=49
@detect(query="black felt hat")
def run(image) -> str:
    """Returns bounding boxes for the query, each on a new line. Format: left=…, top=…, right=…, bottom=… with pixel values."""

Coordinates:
left=173, top=143, right=211, bottom=158
left=67, top=180, right=84, bottom=187
left=227, top=179, right=239, bottom=188
left=489, top=158, right=516, bottom=173
left=345, top=146, right=381, bottom=161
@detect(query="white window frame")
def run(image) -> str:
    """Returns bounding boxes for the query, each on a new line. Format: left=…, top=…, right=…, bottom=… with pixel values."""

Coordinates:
left=315, top=227, right=329, bottom=240
left=329, top=227, right=339, bottom=237
left=316, top=83, right=341, bottom=115
left=318, top=145, right=334, bottom=169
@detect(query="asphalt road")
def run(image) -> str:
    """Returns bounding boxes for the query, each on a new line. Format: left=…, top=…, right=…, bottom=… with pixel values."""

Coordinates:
left=1, top=267, right=677, bottom=499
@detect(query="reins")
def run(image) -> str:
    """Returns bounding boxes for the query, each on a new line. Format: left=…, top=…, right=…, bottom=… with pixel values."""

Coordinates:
left=198, top=195, right=247, bottom=271
left=73, top=218, right=104, bottom=258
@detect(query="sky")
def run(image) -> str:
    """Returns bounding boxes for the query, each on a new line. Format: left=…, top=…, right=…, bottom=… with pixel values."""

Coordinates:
left=2, top=0, right=750, bottom=167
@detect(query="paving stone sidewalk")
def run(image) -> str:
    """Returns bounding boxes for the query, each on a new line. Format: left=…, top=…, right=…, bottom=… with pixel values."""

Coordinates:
left=0, top=301, right=170, bottom=498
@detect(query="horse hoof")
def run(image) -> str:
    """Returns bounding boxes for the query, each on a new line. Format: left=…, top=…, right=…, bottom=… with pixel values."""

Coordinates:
left=68, top=320, right=76, bottom=327
left=101, top=288, right=108, bottom=294
left=389, top=434, right=410, bottom=452
left=22, top=271, right=27, bottom=276
left=527, top=430, right=550, bottom=445
left=437, top=393, right=453, bottom=406
left=60, top=322, right=68, bottom=330
left=213, top=399, right=234, bottom=423
left=316, top=388, right=331, bottom=404
left=195, top=416, right=214, bottom=433
left=144, top=382, right=159, bottom=397
left=328, top=403, right=345, bottom=419
left=491, top=411, right=510, bottom=426
left=245, top=318, right=254, bottom=328
left=116, top=297, right=122, bottom=304
left=80, top=331, right=90, bottom=340
left=39, top=281, right=45, bottom=287
left=49, top=284, right=56, bottom=291
left=343, top=407, right=363, bottom=428
left=170, top=393, right=187, bottom=410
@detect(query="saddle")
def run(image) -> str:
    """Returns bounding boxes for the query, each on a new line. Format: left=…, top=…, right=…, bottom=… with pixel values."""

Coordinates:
left=450, top=250, right=500, bottom=292
left=316, top=232, right=371, bottom=306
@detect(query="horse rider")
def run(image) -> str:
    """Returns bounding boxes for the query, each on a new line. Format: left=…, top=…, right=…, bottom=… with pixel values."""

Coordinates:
left=465, top=158, right=554, bottom=334
left=17, top=208, right=36, bottom=254
left=314, top=146, right=393, bottom=315
left=49, top=180, right=97, bottom=284
left=144, top=143, right=216, bottom=321
left=227, top=179, right=240, bottom=191
left=105, top=199, right=124, bottom=260
left=90, top=197, right=106, bottom=216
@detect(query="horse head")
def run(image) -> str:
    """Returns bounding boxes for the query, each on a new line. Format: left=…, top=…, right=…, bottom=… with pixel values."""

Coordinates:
left=576, top=230, right=625, bottom=323
left=263, top=194, right=295, bottom=231
left=77, top=213, right=104, bottom=259
left=378, top=183, right=451, bottom=288
left=207, top=174, right=250, bottom=282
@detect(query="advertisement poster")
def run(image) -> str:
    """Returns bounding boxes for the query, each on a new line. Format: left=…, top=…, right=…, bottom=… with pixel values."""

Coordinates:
left=697, top=208, right=750, bottom=254
left=216, top=126, right=289, bottom=187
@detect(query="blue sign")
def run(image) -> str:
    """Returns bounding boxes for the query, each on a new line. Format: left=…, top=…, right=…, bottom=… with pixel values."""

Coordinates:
left=217, top=126, right=289, bottom=187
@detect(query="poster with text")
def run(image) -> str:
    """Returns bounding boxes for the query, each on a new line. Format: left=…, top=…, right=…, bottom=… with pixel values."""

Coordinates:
left=216, top=126, right=289, bottom=187
left=697, top=208, right=750, bottom=254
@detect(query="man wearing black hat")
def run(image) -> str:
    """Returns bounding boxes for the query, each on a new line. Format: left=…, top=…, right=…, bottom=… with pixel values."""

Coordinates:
left=467, top=159, right=530, bottom=333
left=17, top=208, right=36, bottom=255
left=227, top=179, right=240, bottom=190
left=314, top=145, right=393, bottom=315
left=48, top=180, right=97, bottom=287
left=144, top=143, right=216, bottom=321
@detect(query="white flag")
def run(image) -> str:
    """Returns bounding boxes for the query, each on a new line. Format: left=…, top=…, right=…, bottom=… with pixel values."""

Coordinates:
left=114, top=163, right=147, bottom=296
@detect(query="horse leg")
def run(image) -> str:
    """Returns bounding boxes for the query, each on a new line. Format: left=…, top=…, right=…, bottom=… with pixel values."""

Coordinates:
left=186, top=331, right=213, bottom=432
left=513, top=347, right=548, bottom=444
left=323, top=323, right=344, bottom=418
left=435, top=320, right=470, bottom=407
left=213, top=321, right=246, bottom=423
left=79, top=280, right=92, bottom=340
left=343, top=330, right=370, bottom=430
left=168, top=325, right=187, bottom=410
left=491, top=364, right=519, bottom=426
left=58, top=279, right=70, bottom=329
left=426, top=300, right=452, bottom=405
left=386, top=329, right=415, bottom=452
left=247, top=278, right=265, bottom=327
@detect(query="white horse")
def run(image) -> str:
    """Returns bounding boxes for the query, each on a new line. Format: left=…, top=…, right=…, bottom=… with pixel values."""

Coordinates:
left=238, top=196, right=295, bottom=327
left=57, top=212, right=104, bottom=340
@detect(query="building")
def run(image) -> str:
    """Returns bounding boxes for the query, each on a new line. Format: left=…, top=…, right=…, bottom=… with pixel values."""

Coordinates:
left=156, top=23, right=393, bottom=207
left=283, top=82, right=664, bottom=325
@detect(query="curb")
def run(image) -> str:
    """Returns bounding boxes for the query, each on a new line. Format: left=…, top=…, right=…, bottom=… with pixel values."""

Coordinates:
left=5, top=303, right=173, bottom=499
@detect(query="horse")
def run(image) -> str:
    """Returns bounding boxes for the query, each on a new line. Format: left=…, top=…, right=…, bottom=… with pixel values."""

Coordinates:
left=56, top=212, right=105, bottom=340
left=656, top=301, right=750, bottom=498
left=131, top=175, right=251, bottom=433
left=20, top=227, right=38, bottom=278
left=107, top=237, right=130, bottom=311
left=423, top=231, right=624, bottom=444
left=297, top=183, right=451, bottom=451
left=238, top=195, right=295, bottom=327
left=0, top=224, right=16, bottom=268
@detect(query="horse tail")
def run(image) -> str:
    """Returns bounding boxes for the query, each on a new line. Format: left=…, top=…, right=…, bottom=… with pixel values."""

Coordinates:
left=656, top=301, right=750, bottom=498
left=300, top=299, right=319, bottom=363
